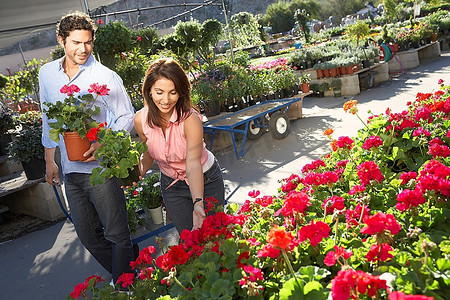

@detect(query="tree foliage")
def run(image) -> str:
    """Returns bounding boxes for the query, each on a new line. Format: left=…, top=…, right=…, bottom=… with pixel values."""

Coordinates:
left=163, top=19, right=223, bottom=71
left=94, top=22, right=133, bottom=69
left=319, top=0, right=366, bottom=20
left=229, top=12, right=264, bottom=49
left=263, top=0, right=321, bottom=34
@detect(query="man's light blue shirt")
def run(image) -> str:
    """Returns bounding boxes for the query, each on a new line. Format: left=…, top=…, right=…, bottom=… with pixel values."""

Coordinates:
left=39, top=54, right=135, bottom=175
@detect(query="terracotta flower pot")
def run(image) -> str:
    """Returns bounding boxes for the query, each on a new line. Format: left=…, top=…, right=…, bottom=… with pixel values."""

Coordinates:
left=63, top=131, right=91, bottom=161
left=346, top=65, right=354, bottom=75
left=301, top=83, right=310, bottom=93
left=339, top=66, right=346, bottom=75
left=329, top=68, right=338, bottom=77
left=316, top=69, right=324, bottom=79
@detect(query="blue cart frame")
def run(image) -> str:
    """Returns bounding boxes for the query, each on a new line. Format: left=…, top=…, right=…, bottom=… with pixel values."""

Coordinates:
left=203, top=92, right=312, bottom=159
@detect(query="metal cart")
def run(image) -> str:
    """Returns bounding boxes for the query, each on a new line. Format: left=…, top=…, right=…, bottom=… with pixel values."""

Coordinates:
left=203, top=92, right=312, bottom=159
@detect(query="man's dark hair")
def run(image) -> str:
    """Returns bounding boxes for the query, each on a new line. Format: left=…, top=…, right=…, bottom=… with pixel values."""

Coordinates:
left=56, top=11, right=96, bottom=42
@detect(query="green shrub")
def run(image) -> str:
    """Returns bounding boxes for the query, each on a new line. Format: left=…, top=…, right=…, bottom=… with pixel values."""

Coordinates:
left=94, top=21, right=133, bottom=69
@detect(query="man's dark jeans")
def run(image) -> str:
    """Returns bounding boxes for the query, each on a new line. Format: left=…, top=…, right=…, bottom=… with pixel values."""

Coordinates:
left=64, top=173, right=134, bottom=282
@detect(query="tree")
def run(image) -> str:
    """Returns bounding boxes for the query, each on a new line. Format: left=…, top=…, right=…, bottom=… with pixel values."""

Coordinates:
left=229, top=12, right=264, bottom=49
left=163, top=19, right=223, bottom=71
left=94, top=22, right=133, bottom=69
left=263, top=1, right=294, bottom=33
left=320, top=0, right=366, bottom=20
left=263, top=0, right=322, bottom=34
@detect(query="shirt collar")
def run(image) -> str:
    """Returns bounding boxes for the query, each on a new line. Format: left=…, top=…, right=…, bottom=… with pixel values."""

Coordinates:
left=57, top=54, right=94, bottom=72
left=169, top=108, right=179, bottom=124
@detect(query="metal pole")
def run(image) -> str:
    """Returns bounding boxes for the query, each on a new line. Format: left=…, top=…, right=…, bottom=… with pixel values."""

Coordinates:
left=83, top=0, right=90, bottom=14
left=221, top=0, right=234, bottom=62
left=18, top=43, right=26, bottom=65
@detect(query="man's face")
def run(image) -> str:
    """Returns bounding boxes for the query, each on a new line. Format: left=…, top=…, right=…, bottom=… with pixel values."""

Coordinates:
left=59, top=29, right=93, bottom=66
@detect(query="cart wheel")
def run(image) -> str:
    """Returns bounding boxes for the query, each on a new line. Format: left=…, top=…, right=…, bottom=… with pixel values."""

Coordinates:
left=269, top=111, right=290, bottom=140
left=247, top=119, right=264, bottom=140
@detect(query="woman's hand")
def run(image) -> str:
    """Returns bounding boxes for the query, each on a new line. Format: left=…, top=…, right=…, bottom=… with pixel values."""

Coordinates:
left=192, top=202, right=206, bottom=230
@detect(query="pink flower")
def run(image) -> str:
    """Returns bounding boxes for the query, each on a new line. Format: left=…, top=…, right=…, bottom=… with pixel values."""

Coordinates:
left=388, top=291, right=434, bottom=299
left=357, top=161, right=385, bottom=186
left=60, top=84, right=80, bottom=96
left=399, top=171, right=417, bottom=185
left=257, top=244, right=281, bottom=258
left=137, top=35, right=142, bottom=42
left=324, top=245, right=353, bottom=266
left=362, top=135, right=383, bottom=150
left=438, top=78, right=444, bottom=85
left=322, top=196, right=346, bottom=214
left=88, top=83, right=110, bottom=96
left=97, top=19, right=104, bottom=25
left=396, top=188, right=426, bottom=211
left=248, top=190, right=260, bottom=198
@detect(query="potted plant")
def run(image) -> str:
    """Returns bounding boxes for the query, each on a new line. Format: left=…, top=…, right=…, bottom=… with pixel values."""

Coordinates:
left=7, top=126, right=45, bottom=180
left=127, top=172, right=164, bottom=225
left=88, top=125, right=147, bottom=187
left=42, top=83, right=105, bottom=161
left=330, top=78, right=342, bottom=97
left=14, top=110, right=42, bottom=130
left=318, top=82, right=329, bottom=98
left=309, top=83, right=319, bottom=97
left=298, top=73, right=311, bottom=93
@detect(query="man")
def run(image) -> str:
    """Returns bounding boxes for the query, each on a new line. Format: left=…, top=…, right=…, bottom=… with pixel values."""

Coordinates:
left=39, top=11, right=135, bottom=285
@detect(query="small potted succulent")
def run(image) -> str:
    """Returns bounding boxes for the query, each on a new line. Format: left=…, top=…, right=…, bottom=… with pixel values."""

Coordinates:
left=42, top=83, right=105, bottom=161
left=88, top=124, right=147, bottom=187
left=7, top=126, right=45, bottom=180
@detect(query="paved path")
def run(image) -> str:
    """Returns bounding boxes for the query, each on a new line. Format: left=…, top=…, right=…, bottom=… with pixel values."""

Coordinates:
left=0, top=52, right=448, bottom=299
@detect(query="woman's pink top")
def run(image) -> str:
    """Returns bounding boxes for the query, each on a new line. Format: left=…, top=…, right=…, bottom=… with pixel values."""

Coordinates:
left=139, top=106, right=210, bottom=184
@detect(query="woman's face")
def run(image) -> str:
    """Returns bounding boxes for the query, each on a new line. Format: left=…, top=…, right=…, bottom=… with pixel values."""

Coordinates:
left=150, top=77, right=179, bottom=119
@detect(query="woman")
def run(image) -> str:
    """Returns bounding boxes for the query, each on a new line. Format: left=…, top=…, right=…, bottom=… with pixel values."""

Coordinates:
left=134, top=58, right=225, bottom=234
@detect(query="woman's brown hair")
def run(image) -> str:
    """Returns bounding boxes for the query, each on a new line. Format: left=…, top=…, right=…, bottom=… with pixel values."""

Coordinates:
left=142, top=58, right=192, bottom=128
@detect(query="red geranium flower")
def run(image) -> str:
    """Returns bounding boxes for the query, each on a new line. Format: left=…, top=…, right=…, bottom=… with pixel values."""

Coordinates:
left=298, top=220, right=330, bottom=246
left=116, top=272, right=135, bottom=288
left=366, top=243, right=394, bottom=262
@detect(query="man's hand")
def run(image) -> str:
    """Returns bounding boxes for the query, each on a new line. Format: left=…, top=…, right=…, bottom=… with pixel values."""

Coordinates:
left=82, top=141, right=101, bottom=162
left=45, top=161, right=60, bottom=185
left=192, top=202, right=206, bottom=230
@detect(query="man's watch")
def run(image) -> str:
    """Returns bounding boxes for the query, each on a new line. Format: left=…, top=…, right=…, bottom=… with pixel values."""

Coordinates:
left=193, top=197, right=204, bottom=205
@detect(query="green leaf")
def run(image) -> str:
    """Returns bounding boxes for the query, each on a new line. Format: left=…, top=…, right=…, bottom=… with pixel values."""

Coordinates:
left=436, top=258, right=450, bottom=271
left=227, top=203, right=239, bottom=214
left=279, top=277, right=304, bottom=300
left=303, top=281, right=323, bottom=295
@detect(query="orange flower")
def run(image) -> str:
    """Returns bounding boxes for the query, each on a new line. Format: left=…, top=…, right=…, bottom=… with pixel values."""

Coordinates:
left=267, top=225, right=294, bottom=251
left=343, top=100, right=358, bottom=114
left=323, top=128, right=334, bottom=137
left=330, top=139, right=338, bottom=151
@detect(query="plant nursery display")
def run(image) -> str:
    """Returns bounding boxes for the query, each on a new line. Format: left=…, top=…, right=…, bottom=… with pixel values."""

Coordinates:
left=68, top=81, right=449, bottom=299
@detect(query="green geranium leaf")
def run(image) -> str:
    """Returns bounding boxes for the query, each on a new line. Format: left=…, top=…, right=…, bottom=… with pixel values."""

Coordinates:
left=279, top=277, right=304, bottom=300
left=227, top=203, right=239, bottom=214
left=303, top=281, right=323, bottom=295
left=436, top=258, right=450, bottom=271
